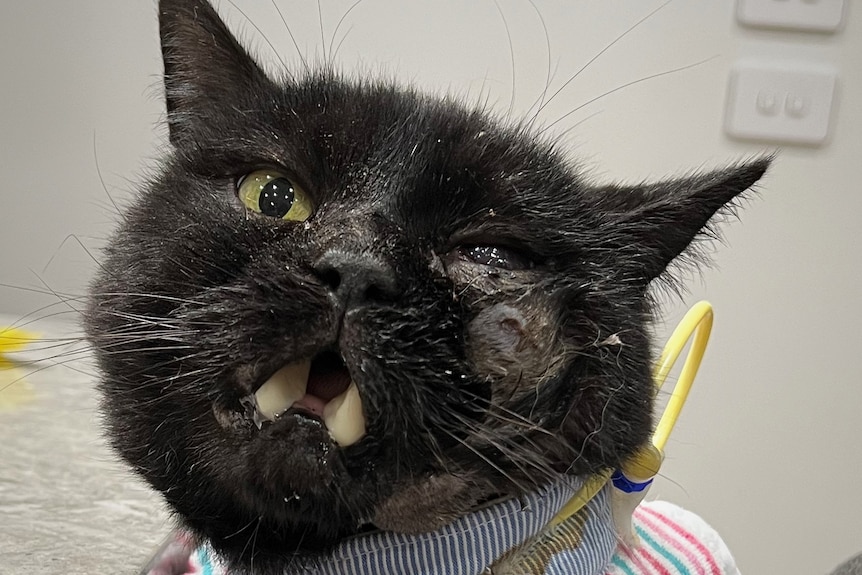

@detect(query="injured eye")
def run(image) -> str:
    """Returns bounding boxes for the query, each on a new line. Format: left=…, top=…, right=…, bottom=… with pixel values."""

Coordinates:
left=456, top=245, right=534, bottom=270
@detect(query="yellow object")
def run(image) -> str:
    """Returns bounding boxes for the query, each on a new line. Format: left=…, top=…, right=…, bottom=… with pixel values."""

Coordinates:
left=619, top=442, right=663, bottom=480
left=548, top=470, right=612, bottom=528
left=610, top=442, right=666, bottom=544
left=0, top=326, right=39, bottom=411
left=651, top=301, right=713, bottom=452
left=551, top=301, right=715, bottom=528
left=0, top=327, right=37, bottom=357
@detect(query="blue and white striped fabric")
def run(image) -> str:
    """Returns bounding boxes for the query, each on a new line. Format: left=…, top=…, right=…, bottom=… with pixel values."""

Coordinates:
left=192, top=478, right=618, bottom=575
left=544, top=487, right=616, bottom=575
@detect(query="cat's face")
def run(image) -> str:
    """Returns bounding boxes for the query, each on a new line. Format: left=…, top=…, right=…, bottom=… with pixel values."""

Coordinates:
left=85, top=0, right=767, bottom=569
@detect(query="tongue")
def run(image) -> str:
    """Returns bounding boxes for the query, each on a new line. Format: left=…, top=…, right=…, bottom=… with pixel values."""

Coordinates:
left=288, top=368, right=352, bottom=418
left=293, top=364, right=352, bottom=417
left=291, top=394, right=327, bottom=417
left=307, top=365, right=351, bottom=401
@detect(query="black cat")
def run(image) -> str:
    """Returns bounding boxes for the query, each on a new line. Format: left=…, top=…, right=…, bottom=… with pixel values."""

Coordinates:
left=85, top=1, right=768, bottom=573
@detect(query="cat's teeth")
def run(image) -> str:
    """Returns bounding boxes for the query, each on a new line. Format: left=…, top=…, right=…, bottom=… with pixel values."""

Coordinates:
left=322, top=382, right=366, bottom=447
left=252, top=359, right=366, bottom=447
left=254, top=360, right=310, bottom=420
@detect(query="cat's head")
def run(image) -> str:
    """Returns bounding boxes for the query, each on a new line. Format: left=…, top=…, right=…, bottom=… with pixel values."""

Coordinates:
left=85, top=0, right=767, bottom=569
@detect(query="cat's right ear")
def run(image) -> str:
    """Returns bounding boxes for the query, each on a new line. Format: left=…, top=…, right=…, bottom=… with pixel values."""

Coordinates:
left=158, top=0, right=271, bottom=146
left=588, top=158, right=770, bottom=285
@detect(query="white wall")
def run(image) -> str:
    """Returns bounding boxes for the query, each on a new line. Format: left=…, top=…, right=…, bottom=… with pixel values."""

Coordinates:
left=1, top=2, right=860, bottom=573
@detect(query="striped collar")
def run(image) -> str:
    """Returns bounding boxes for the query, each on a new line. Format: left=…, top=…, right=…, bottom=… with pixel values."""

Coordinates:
left=193, top=478, right=617, bottom=575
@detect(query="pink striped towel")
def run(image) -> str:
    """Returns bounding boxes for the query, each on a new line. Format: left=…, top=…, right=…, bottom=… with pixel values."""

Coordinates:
left=604, top=501, right=740, bottom=575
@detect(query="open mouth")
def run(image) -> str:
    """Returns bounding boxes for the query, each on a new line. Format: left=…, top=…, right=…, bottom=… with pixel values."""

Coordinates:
left=243, top=350, right=366, bottom=447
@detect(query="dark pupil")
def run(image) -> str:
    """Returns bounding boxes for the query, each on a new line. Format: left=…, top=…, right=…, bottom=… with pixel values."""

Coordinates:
left=258, top=178, right=295, bottom=218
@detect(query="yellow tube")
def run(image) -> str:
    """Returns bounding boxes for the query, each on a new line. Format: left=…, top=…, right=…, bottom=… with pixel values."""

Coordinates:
left=550, top=301, right=714, bottom=527
left=651, top=302, right=713, bottom=451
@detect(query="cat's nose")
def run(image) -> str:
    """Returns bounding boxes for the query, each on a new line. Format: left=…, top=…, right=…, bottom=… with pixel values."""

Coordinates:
left=313, top=250, right=400, bottom=309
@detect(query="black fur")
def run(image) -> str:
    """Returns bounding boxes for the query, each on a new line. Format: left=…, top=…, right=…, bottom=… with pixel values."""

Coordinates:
left=84, top=1, right=768, bottom=572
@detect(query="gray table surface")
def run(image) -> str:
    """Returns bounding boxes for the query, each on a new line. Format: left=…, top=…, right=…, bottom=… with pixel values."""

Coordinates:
left=1, top=316, right=172, bottom=574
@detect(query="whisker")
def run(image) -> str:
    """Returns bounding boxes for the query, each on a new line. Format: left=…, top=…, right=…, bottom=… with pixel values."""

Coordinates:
left=239, top=516, right=262, bottom=567
left=1, top=358, right=98, bottom=393
left=2, top=305, right=81, bottom=332
left=317, top=0, right=326, bottom=63
left=562, top=379, right=627, bottom=474
left=448, top=412, right=558, bottom=484
left=225, top=0, right=290, bottom=75
left=443, top=430, right=531, bottom=493
left=92, top=131, right=122, bottom=217
left=328, top=0, right=364, bottom=63
left=457, top=388, right=556, bottom=438
left=551, top=109, right=604, bottom=143
left=41, top=233, right=105, bottom=276
left=222, top=516, right=261, bottom=541
left=26, top=272, right=85, bottom=317
left=540, top=55, right=717, bottom=135
left=491, top=0, right=516, bottom=119
left=531, top=0, right=672, bottom=123
left=270, top=0, right=311, bottom=75
left=521, top=0, right=553, bottom=122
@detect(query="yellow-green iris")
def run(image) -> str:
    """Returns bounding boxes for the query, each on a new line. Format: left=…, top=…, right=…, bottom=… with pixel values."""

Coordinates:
left=238, top=170, right=312, bottom=222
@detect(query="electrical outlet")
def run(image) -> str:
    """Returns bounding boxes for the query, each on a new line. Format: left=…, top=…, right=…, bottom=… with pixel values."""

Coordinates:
left=725, top=62, right=837, bottom=145
left=737, top=0, right=846, bottom=32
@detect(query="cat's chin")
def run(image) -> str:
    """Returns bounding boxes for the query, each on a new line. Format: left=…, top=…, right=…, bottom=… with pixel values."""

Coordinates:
left=236, top=408, right=350, bottom=492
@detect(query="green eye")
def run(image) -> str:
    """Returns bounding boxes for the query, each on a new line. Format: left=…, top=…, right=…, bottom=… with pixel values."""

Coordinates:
left=237, top=170, right=312, bottom=222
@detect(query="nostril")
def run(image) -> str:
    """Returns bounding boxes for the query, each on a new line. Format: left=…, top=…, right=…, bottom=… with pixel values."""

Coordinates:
left=317, top=267, right=341, bottom=292
left=364, top=283, right=392, bottom=303
left=313, top=250, right=399, bottom=308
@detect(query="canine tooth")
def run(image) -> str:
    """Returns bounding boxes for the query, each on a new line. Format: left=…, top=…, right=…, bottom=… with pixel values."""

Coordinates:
left=322, top=382, right=366, bottom=447
left=254, top=360, right=310, bottom=420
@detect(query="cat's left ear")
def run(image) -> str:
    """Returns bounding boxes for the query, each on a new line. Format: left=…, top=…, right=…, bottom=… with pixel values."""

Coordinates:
left=158, top=0, right=272, bottom=146
left=594, top=157, right=771, bottom=284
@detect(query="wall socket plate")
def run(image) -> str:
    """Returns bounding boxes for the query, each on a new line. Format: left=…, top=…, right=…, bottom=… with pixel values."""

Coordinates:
left=725, top=62, right=838, bottom=145
left=737, top=0, right=847, bottom=32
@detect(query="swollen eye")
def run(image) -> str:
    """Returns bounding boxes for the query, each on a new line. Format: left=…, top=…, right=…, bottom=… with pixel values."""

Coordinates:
left=458, top=245, right=533, bottom=270
left=237, top=170, right=312, bottom=222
